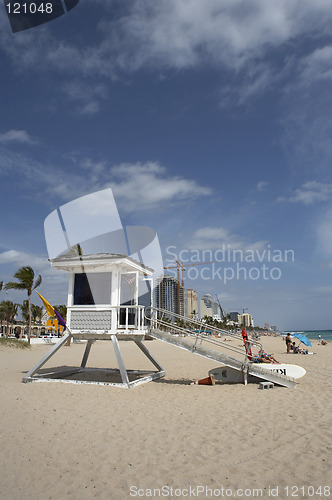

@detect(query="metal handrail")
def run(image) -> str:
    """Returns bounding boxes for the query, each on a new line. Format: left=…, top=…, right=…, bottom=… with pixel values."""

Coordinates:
left=145, top=306, right=263, bottom=352
left=153, top=317, right=251, bottom=362
left=144, top=306, right=263, bottom=364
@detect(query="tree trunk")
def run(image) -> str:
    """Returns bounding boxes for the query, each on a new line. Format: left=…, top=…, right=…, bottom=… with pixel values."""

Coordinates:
left=28, top=294, right=31, bottom=345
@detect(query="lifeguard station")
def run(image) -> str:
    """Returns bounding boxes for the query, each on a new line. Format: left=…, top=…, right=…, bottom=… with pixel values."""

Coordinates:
left=23, top=252, right=165, bottom=388
left=23, top=189, right=298, bottom=389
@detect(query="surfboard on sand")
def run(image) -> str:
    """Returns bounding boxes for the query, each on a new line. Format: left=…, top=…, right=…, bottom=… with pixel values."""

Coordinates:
left=251, top=363, right=306, bottom=379
left=208, top=363, right=306, bottom=383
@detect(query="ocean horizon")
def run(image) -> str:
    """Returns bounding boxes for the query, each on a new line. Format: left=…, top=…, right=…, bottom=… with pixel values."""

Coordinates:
left=285, top=330, right=332, bottom=342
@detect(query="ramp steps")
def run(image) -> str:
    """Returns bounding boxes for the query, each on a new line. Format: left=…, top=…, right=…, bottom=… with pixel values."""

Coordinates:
left=149, top=328, right=296, bottom=388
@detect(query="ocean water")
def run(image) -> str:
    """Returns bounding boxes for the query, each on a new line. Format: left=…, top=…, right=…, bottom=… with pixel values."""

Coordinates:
left=288, top=330, right=332, bottom=342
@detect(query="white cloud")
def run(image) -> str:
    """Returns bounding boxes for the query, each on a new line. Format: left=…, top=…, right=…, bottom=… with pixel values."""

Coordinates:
left=0, top=250, right=68, bottom=304
left=257, top=181, right=269, bottom=192
left=0, top=129, right=37, bottom=145
left=300, top=45, right=332, bottom=85
left=80, top=101, right=100, bottom=115
left=0, top=250, right=49, bottom=273
left=62, top=81, right=107, bottom=115
left=0, top=149, right=212, bottom=213
left=109, top=162, right=212, bottom=212
left=187, top=226, right=267, bottom=251
left=278, top=181, right=332, bottom=205
left=2, top=0, right=332, bottom=102
left=96, top=0, right=332, bottom=73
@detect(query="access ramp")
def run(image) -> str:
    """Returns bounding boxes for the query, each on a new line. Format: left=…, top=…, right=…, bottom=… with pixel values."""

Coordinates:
left=145, top=308, right=297, bottom=388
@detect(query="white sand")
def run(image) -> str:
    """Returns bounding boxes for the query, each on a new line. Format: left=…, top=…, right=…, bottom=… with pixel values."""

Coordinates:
left=0, top=336, right=331, bottom=500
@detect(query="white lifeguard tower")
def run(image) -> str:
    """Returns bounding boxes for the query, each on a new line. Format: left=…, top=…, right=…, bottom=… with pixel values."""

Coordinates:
left=23, top=253, right=165, bottom=388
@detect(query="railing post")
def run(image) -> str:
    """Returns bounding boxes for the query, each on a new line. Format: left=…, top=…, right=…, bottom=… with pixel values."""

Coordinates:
left=193, top=329, right=200, bottom=350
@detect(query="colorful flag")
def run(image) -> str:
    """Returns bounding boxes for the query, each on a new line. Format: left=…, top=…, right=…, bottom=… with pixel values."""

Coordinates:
left=53, top=309, right=67, bottom=330
left=36, top=292, right=66, bottom=331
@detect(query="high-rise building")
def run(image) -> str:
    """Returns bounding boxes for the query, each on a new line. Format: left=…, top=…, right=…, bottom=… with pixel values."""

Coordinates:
left=200, top=294, right=220, bottom=319
left=155, top=275, right=184, bottom=315
left=229, top=311, right=240, bottom=323
left=239, top=313, right=254, bottom=328
left=184, top=289, right=198, bottom=319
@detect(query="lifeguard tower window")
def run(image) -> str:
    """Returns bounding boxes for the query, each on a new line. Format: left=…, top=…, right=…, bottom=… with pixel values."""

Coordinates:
left=73, top=272, right=112, bottom=305
left=119, top=273, right=137, bottom=326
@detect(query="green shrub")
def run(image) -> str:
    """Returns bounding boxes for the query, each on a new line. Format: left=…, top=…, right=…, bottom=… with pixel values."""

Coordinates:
left=0, top=338, right=30, bottom=349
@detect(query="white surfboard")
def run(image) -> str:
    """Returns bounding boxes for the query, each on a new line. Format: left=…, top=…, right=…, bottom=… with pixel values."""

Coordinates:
left=209, top=363, right=306, bottom=383
left=251, top=363, right=306, bottom=379
left=208, top=366, right=245, bottom=383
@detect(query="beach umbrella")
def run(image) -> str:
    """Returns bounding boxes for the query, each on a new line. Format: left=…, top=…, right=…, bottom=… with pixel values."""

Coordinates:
left=292, top=333, right=312, bottom=347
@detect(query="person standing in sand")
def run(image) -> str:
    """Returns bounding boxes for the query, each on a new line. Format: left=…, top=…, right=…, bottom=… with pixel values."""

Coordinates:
left=285, top=333, right=292, bottom=353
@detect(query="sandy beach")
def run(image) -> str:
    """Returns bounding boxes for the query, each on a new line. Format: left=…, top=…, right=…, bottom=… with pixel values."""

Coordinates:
left=0, top=336, right=331, bottom=500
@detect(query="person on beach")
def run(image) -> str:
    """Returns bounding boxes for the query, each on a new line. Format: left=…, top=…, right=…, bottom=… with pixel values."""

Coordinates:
left=262, top=352, right=279, bottom=363
left=285, top=333, right=292, bottom=353
left=292, top=343, right=301, bottom=354
left=252, top=352, right=279, bottom=363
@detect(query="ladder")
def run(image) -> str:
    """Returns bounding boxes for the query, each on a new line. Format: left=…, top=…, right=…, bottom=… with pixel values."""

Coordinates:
left=145, top=307, right=296, bottom=388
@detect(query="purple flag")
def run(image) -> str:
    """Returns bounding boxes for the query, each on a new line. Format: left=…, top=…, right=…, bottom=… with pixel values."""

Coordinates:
left=54, top=309, right=67, bottom=331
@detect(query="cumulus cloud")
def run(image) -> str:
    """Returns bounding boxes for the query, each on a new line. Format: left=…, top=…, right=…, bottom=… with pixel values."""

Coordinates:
left=300, top=45, right=332, bottom=85
left=0, top=129, right=37, bottom=145
left=257, top=181, right=269, bottom=192
left=278, top=181, right=332, bottom=205
left=109, top=162, right=212, bottom=212
left=0, top=250, right=68, bottom=302
left=62, top=80, right=108, bottom=115
left=0, top=148, right=212, bottom=213
left=0, top=250, right=49, bottom=272
left=96, top=0, right=332, bottom=73
left=2, top=0, right=332, bottom=99
left=187, top=226, right=267, bottom=251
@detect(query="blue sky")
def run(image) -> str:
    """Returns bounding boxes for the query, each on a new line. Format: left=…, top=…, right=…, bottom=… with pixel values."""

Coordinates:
left=1, top=0, right=332, bottom=330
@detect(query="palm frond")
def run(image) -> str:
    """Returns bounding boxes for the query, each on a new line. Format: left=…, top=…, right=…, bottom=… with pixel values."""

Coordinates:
left=4, top=282, right=27, bottom=290
left=13, top=266, right=34, bottom=279
left=33, top=275, right=42, bottom=290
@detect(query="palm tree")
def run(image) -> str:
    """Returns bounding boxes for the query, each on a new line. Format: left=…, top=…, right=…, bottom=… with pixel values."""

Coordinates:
left=20, top=299, right=30, bottom=323
left=0, top=300, right=5, bottom=335
left=5, top=267, right=42, bottom=344
left=0, top=281, right=3, bottom=334
left=0, top=300, right=18, bottom=337
left=31, top=304, right=43, bottom=323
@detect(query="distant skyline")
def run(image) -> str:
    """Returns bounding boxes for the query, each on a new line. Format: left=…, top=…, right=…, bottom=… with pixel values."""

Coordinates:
left=1, top=1, right=332, bottom=330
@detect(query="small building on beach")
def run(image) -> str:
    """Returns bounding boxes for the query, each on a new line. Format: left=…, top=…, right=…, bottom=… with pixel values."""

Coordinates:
left=51, top=252, right=154, bottom=338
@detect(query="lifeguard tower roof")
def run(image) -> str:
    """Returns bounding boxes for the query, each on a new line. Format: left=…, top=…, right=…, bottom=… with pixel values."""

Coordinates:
left=50, top=252, right=154, bottom=275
